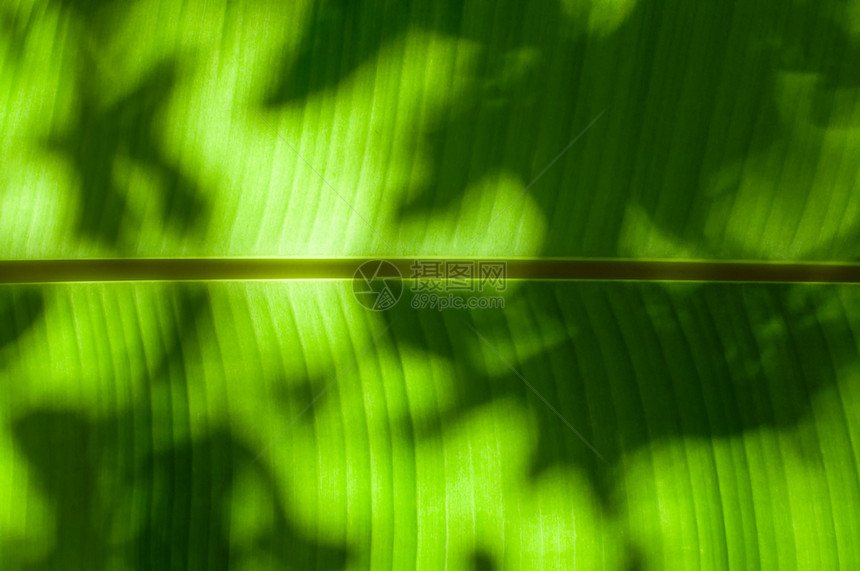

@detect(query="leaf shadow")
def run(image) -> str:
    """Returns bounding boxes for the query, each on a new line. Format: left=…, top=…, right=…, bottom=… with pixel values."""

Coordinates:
left=43, top=54, right=209, bottom=250
left=375, top=282, right=859, bottom=515
left=9, top=408, right=351, bottom=570
left=3, top=281, right=353, bottom=569
left=257, top=0, right=860, bottom=508
left=259, top=0, right=860, bottom=256
left=0, top=287, right=45, bottom=376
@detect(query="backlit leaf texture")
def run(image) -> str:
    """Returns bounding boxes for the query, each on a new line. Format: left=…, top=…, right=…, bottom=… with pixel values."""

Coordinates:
left=2, top=0, right=859, bottom=569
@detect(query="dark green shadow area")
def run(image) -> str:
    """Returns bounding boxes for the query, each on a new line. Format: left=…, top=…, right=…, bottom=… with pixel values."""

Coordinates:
left=0, top=288, right=44, bottom=373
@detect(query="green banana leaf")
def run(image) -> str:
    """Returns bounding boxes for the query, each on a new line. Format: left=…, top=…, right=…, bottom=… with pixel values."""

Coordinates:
left=1, top=0, right=859, bottom=569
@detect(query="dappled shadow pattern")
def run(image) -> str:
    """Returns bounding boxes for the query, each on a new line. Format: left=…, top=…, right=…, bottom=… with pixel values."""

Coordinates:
left=258, top=0, right=860, bottom=513
left=2, top=0, right=859, bottom=567
left=2, top=282, right=352, bottom=569
left=261, top=3, right=860, bottom=554
left=367, top=282, right=859, bottom=510
left=263, top=0, right=860, bottom=257
left=262, top=0, right=471, bottom=106
left=10, top=409, right=350, bottom=570
left=0, top=0, right=211, bottom=252
left=44, top=55, right=208, bottom=249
